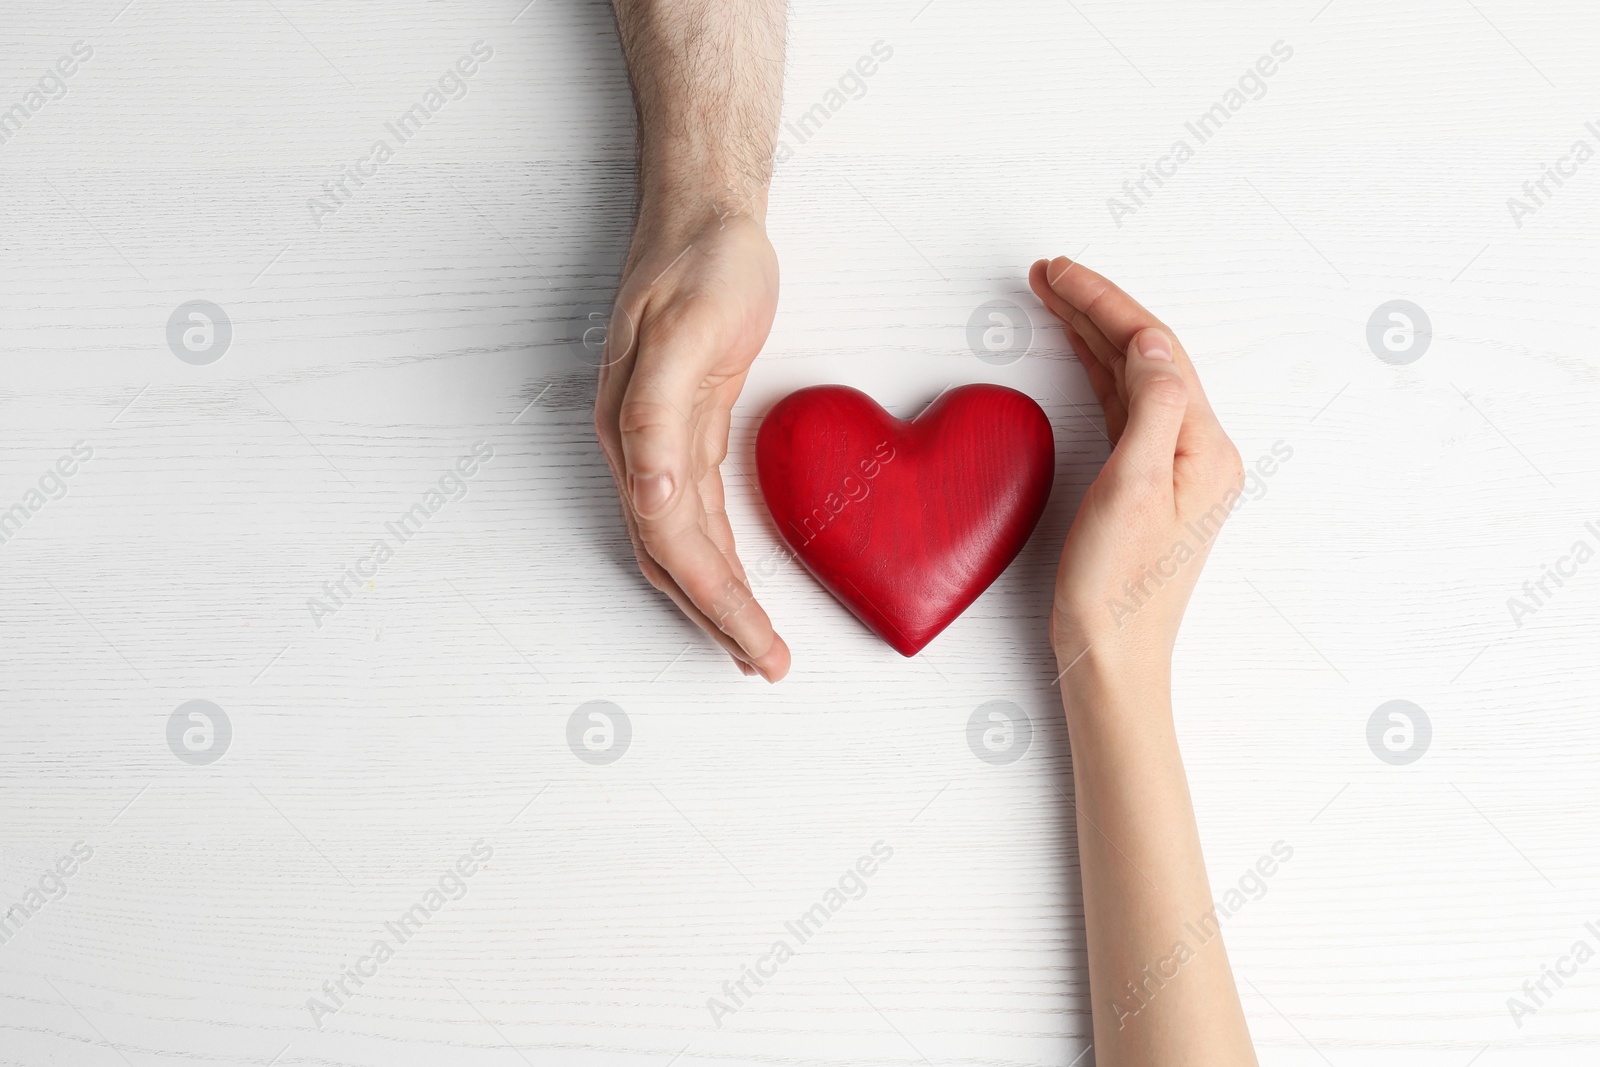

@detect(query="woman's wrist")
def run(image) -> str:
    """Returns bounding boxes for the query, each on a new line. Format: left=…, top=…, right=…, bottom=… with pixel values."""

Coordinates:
left=1055, top=642, right=1173, bottom=726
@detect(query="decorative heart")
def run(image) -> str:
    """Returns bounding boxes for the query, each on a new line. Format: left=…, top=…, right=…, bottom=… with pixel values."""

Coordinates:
left=756, top=384, right=1054, bottom=656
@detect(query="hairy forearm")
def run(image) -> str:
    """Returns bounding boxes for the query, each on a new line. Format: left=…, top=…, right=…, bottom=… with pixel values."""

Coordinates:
left=1063, top=656, right=1256, bottom=1066
left=612, top=0, right=787, bottom=223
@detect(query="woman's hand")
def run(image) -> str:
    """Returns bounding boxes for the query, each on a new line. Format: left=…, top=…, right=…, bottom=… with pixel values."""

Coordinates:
left=1029, top=256, right=1257, bottom=1066
left=1028, top=256, right=1244, bottom=676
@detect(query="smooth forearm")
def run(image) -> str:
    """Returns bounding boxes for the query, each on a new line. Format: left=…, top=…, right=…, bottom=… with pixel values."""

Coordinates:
left=612, top=0, right=787, bottom=223
left=1062, top=656, right=1256, bottom=1066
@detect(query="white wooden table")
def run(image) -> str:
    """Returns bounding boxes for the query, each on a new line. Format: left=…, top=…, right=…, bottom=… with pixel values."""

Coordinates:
left=2, top=1, right=1598, bottom=1064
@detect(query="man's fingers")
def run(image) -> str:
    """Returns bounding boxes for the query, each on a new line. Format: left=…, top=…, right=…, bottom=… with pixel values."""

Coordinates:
left=661, top=535, right=789, bottom=681
left=633, top=546, right=766, bottom=670
left=1112, top=328, right=1188, bottom=492
left=633, top=478, right=790, bottom=680
left=601, top=379, right=787, bottom=680
left=621, top=357, right=790, bottom=679
left=696, top=466, right=754, bottom=588
left=615, top=341, right=704, bottom=520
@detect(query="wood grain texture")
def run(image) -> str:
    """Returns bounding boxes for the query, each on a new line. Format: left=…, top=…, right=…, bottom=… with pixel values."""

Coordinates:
left=1, top=0, right=1599, bottom=1065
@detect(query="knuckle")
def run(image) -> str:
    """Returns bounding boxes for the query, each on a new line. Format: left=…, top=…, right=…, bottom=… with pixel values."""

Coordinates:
left=616, top=399, right=673, bottom=441
left=690, top=571, right=750, bottom=622
left=1212, top=441, right=1245, bottom=484
left=1140, top=374, right=1188, bottom=409
left=634, top=516, right=675, bottom=550
left=677, top=568, right=722, bottom=605
left=1079, top=279, right=1115, bottom=318
left=635, top=315, right=676, bottom=353
left=639, top=305, right=714, bottom=356
left=700, top=436, right=729, bottom=468
left=635, top=557, right=668, bottom=593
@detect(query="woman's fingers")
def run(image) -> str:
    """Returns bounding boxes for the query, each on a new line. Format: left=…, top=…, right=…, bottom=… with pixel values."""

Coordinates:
left=1113, top=328, right=1189, bottom=494
left=1041, top=256, right=1164, bottom=356
left=1036, top=259, right=1128, bottom=376
left=1037, top=256, right=1233, bottom=462
left=1030, top=261, right=1128, bottom=439
left=1041, top=256, right=1222, bottom=415
left=1068, top=326, right=1129, bottom=442
left=1031, top=260, right=1119, bottom=373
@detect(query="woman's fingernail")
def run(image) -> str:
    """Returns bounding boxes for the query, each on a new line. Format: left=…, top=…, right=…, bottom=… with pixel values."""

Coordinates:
left=1135, top=330, right=1173, bottom=361
left=630, top=473, right=674, bottom=515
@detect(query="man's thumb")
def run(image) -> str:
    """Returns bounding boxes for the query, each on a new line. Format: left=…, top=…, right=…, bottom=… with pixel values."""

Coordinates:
left=1116, top=327, right=1188, bottom=479
left=617, top=371, right=694, bottom=520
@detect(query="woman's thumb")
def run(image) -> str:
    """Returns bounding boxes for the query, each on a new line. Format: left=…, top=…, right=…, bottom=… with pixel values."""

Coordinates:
left=1116, top=327, right=1188, bottom=480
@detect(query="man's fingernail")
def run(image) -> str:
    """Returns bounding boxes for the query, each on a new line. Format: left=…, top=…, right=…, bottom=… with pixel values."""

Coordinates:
left=630, top=473, right=674, bottom=515
left=1135, top=330, right=1173, bottom=361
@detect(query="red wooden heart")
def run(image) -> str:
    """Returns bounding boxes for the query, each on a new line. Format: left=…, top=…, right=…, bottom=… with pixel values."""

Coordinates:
left=756, top=384, right=1054, bottom=656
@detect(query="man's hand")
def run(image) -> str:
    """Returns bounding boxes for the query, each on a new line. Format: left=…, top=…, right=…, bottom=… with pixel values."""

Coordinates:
left=595, top=211, right=790, bottom=680
left=599, top=0, right=791, bottom=679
